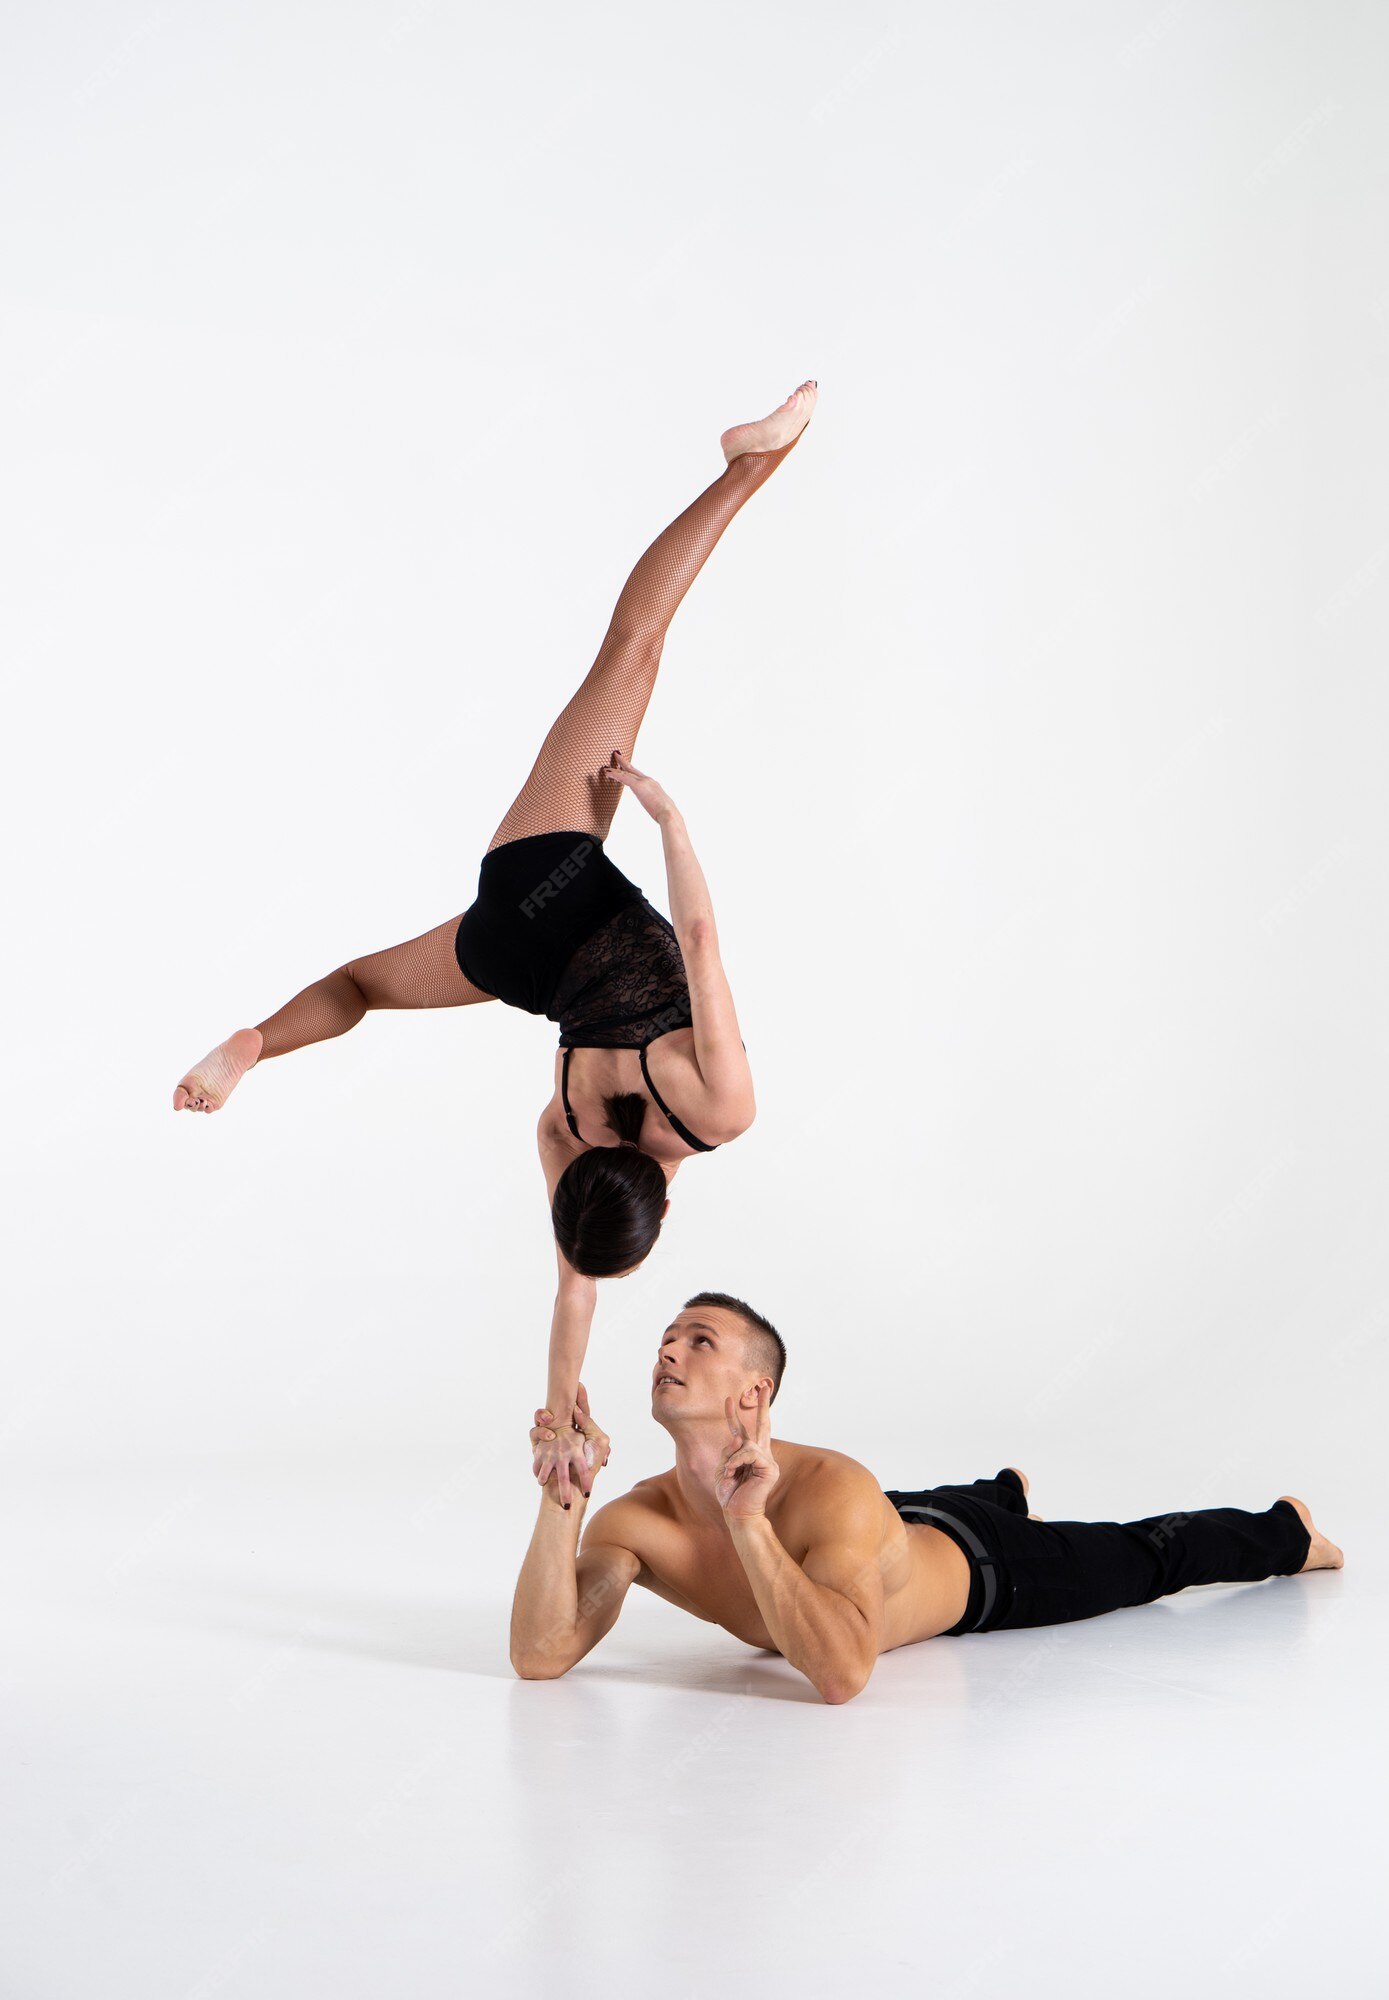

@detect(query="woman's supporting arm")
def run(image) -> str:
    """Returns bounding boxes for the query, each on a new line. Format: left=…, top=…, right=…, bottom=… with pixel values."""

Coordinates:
left=546, top=1252, right=598, bottom=1422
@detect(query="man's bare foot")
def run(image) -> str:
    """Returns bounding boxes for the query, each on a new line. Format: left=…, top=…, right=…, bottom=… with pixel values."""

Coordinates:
left=1279, top=1495, right=1344, bottom=1572
left=172, top=1028, right=263, bottom=1113
left=1004, top=1466, right=1045, bottom=1519
left=720, top=380, right=817, bottom=463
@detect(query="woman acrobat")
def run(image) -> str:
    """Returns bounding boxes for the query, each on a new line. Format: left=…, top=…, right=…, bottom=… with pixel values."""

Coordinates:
left=172, top=379, right=817, bottom=1473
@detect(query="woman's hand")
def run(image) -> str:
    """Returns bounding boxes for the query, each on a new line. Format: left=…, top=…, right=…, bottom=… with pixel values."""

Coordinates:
left=530, top=1420, right=589, bottom=1507
left=600, top=750, right=674, bottom=825
left=530, top=1382, right=611, bottom=1509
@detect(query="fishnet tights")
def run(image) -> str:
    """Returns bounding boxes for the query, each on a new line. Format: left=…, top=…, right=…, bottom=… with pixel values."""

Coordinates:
left=487, top=434, right=804, bottom=850
left=254, top=915, right=484, bottom=1058
left=253, top=436, right=803, bottom=1060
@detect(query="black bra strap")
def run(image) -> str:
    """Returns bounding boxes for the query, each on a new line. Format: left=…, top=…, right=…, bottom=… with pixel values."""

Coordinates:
left=640, top=1042, right=718, bottom=1153
left=560, top=1045, right=583, bottom=1143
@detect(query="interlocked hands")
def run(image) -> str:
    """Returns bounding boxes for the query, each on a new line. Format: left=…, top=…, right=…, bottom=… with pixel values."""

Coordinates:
left=530, top=1382, right=611, bottom=1510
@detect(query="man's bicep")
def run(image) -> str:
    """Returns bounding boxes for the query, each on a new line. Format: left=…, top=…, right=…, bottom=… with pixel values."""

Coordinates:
left=798, top=1478, right=890, bottom=1647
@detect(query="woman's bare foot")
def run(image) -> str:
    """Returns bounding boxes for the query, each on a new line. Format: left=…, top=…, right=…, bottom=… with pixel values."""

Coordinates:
left=173, top=1028, right=263, bottom=1113
left=1006, top=1465, right=1044, bottom=1521
left=1279, top=1495, right=1344, bottom=1572
left=720, top=380, right=817, bottom=463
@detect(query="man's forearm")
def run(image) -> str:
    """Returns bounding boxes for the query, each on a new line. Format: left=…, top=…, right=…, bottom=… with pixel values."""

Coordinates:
left=510, top=1493, right=590, bottom=1670
left=726, top=1515, right=874, bottom=1700
left=656, top=807, right=716, bottom=947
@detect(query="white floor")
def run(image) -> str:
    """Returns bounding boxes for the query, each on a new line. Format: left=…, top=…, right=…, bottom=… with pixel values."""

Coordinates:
left=6, top=1464, right=1379, bottom=2000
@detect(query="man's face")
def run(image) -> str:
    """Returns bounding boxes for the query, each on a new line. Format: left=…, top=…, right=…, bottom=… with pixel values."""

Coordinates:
left=651, top=1305, right=762, bottom=1424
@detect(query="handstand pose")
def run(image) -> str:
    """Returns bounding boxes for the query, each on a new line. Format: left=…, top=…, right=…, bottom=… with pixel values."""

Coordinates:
left=171, top=382, right=816, bottom=1462
left=512, top=1297, right=1342, bottom=1703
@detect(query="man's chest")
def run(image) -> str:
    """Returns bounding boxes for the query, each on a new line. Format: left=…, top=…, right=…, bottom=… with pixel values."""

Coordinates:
left=635, top=1517, right=805, bottom=1652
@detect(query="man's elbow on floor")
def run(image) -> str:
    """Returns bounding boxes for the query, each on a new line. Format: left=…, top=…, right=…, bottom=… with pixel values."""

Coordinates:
left=510, top=1647, right=576, bottom=1681
left=816, top=1664, right=872, bottom=1705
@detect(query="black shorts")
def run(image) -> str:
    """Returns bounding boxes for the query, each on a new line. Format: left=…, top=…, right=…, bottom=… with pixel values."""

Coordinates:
left=884, top=1474, right=1310, bottom=1636
left=454, top=831, right=649, bottom=1017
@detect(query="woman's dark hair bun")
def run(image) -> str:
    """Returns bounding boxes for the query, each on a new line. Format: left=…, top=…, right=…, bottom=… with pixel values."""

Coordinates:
left=552, top=1145, right=666, bottom=1277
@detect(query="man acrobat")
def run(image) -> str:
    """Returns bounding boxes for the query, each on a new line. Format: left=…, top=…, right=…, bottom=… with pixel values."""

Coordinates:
left=511, top=1296, right=1342, bottom=1703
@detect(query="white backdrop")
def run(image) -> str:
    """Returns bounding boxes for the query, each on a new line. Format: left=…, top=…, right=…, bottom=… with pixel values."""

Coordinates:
left=2, top=3, right=1385, bottom=1990
left=5, top=0, right=1384, bottom=1544
left=7, top=0, right=1383, bottom=1533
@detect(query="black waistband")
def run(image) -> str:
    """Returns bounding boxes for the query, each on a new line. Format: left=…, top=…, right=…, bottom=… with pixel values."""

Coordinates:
left=894, top=1503, right=1000, bottom=1634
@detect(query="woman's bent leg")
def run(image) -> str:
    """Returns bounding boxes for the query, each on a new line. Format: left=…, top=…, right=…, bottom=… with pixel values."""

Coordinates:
left=174, top=914, right=490, bottom=1111
left=488, top=391, right=813, bottom=852
left=255, top=914, right=489, bottom=1057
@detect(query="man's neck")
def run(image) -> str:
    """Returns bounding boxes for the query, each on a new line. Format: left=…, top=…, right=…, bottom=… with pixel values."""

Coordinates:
left=668, top=1425, right=737, bottom=1527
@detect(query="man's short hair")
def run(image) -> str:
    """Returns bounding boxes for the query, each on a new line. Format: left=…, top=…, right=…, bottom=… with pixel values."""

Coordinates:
left=683, top=1291, right=786, bottom=1405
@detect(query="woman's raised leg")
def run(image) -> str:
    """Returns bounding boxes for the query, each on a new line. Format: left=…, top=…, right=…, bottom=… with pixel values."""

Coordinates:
left=172, top=914, right=492, bottom=1111
left=486, top=381, right=817, bottom=852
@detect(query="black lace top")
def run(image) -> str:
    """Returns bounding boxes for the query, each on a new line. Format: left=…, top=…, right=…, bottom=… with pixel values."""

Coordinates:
left=550, top=899, right=694, bottom=1050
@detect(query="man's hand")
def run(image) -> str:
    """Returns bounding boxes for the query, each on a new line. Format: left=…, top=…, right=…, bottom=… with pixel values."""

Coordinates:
left=599, top=750, right=675, bottom=825
left=716, top=1382, right=780, bottom=1518
left=530, top=1382, right=611, bottom=1510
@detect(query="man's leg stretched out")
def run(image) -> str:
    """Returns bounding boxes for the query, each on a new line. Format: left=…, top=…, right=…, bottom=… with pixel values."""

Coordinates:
left=887, top=1475, right=1342, bottom=1635
left=997, top=1491, right=1335, bottom=1632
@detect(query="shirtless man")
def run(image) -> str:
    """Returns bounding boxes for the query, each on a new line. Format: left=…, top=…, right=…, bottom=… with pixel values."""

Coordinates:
left=510, top=1294, right=1344, bottom=1704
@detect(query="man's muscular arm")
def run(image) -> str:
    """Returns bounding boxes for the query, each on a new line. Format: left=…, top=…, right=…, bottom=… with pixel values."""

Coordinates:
left=510, top=1498, right=640, bottom=1679
left=726, top=1485, right=886, bottom=1704
left=511, top=1389, right=641, bottom=1678
left=720, top=1387, right=886, bottom=1704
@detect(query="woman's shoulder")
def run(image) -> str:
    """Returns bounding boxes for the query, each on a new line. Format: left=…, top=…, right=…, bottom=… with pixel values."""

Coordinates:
left=536, top=1104, right=584, bottom=1197
left=646, top=1030, right=755, bottom=1147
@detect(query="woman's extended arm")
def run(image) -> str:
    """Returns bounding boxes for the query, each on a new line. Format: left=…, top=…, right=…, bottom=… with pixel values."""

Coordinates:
left=600, top=755, right=755, bottom=1131
left=657, top=804, right=754, bottom=1123
left=530, top=1123, right=602, bottom=1495
left=654, top=801, right=715, bottom=942
left=528, top=1256, right=600, bottom=1503
left=546, top=1246, right=597, bottom=1422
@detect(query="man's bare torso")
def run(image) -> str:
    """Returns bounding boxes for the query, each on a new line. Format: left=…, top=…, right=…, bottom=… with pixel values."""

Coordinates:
left=595, top=1440, right=974, bottom=1656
